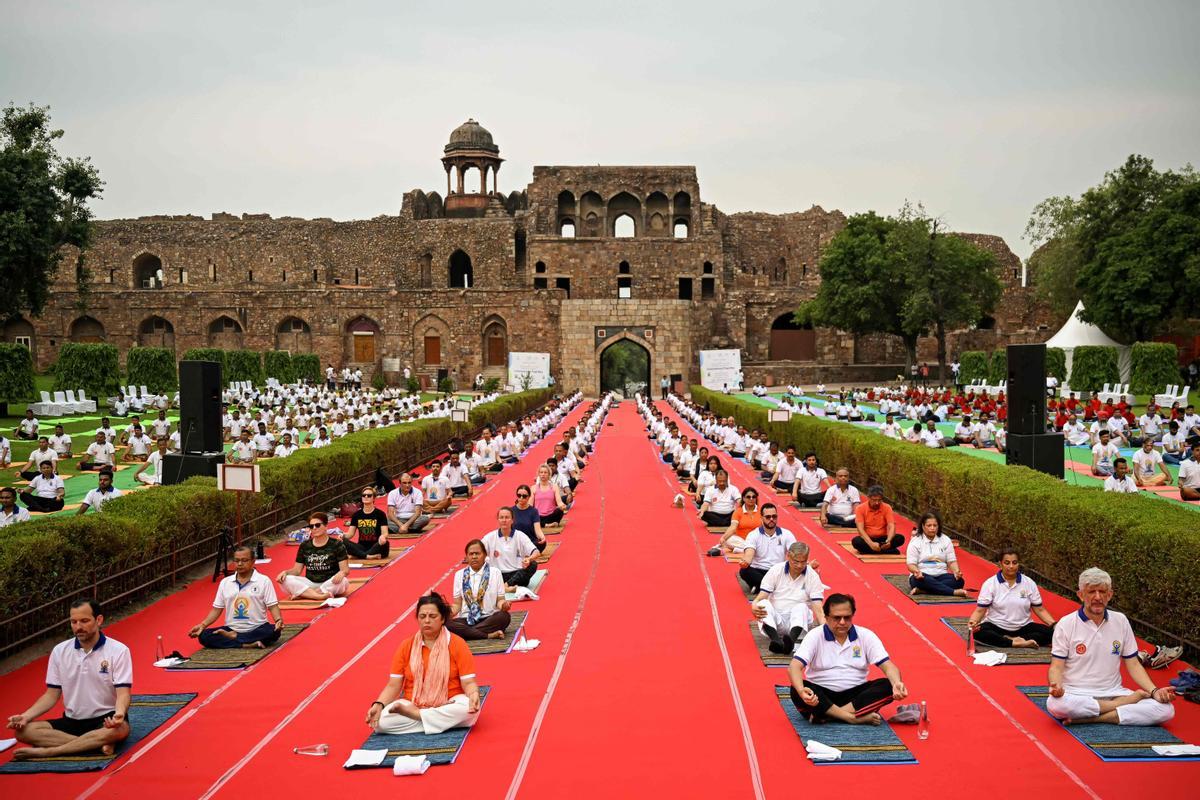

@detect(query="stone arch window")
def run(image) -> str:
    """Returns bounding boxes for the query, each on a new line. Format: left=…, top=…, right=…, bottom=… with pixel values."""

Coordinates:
left=673, top=191, right=692, bottom=239
left=207, top=315, right=243, bottom=349
left=776, top=257, right=787, bottom=282
left=645, top=192, right=669, bottom=237
left=482, top=315, right=508, bottom=368
left=345, top=315, right=380, bottom=364
left=461, top=165, right=483, bottom=194
left=415, top=314, right=451, bottom=368
left=449, top=249, right=473, bottom=288
left=535, top=261, right=546, bottom=274
left=4, top=316, right=35, bottom=356
left=275, top=316, right=312, bottom=353
left=420, top=253, right=433, bottom=288
left=580, top=191, right=604, bottom=236
left=70, top=315, right=106, bottom=343
left=138, top=315, right=175, bottom=350
left=976, top=315, right=996, bottom=330
left=673, top=219, right=689, bottom=238
left=608, top=191, right=641, bottom=238
left=557, top=190, right=577, bottom=237
left=613, top=215, right=635, bottom=238
left=618, top=260, right=630, bottom=275
left=560, top=219, right=576, bottom=237
left=134, top=253, right=164, bottom=289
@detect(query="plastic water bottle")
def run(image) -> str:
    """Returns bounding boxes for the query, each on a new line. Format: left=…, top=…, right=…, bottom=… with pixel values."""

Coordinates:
left=917, top=701, right=929, bottom=740
left=293, top=743, right=329, bottom=756
left=967, top=625, right=975, bottom=656
left=155, top=635, right=165, bottom=662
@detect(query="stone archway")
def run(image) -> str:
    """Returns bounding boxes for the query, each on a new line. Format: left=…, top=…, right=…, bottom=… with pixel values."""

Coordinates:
left=599, top=335, right=651, bottom=398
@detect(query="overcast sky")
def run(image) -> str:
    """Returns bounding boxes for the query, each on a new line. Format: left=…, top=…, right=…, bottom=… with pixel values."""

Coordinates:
left=3, top=1, right=1198, bottom=258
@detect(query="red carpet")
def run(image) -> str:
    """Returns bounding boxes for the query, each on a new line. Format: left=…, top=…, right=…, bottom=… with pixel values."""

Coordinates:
left=1, top=399, right=1196, bottom=798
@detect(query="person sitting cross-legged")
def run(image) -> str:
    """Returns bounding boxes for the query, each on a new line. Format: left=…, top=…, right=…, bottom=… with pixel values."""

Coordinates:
left=77, top=469, right=123, bottom=515
left=1046, top=567, right=1176, bottom=726
left=510, top=484, right=548, bottom=552
left=905, top=511, right=965, bottom=596
left=792, top=453, right=828, bottom=508
left=189, top=545, right=284, bottom=649
left=481, top=507, right=539, bottom=591
left=715, top=487, right=762, bottom=554
left=1180, top=441, right=1200, bottom=501
left=819, top=468, right=860, bottom=528
left=19, top=459, right=65, bottom=513
left=77, top=431, right=116, bottom=472
left=1103, top=458, right=1139, bottom=493
left=966, top=547, right=1056, bottom=648
left=735, top=503, right=796, bottom=594
left=419, top=460, right=454, bottom=514
left=17, top=437, right=57, bottom=481
left=1131, top=439, right=1172, bottom=488
left=386, top=472, right=430, bottom=534
left=788, top=593, right=909, bottom=725
left=132, top=436, right=170, bottom=486
left=851, top=485, right=905, bottom=554
left=771, top=446, right=802, bottom=495
left=698, top=469, right=740, bottom=528
left=1091, top=429, right=1120, bottom=477
left=447, top=539, right=513, bottom=640
left=5, top=598, right=131, bottom=761
left=276, top=512, right=350, bottom=601
left=365, top=592, right=481, bottom=736
left=346, top=486, right=390, bottom=559
left=751, top=541, right=825, bottom=654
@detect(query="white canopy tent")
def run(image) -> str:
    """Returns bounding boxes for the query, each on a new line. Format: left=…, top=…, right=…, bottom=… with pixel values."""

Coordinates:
left=1044, top=300, right=1131, bottom=384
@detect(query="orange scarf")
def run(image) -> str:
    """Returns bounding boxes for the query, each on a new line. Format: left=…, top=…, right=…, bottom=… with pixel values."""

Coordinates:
left=408, top=627, right=451, bottom=708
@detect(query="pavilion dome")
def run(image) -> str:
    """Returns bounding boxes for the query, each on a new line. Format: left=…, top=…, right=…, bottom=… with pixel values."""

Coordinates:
left=444, top=119, right=499, bottom=155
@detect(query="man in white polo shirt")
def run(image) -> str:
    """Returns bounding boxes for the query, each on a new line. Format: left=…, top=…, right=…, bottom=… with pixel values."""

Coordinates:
left=188, top=545, right=284, bottom=649
left=752, top=541, right=825, bottom=654
left=771, top=446, right=802, bottom=494
left=0, top=486, right=31, bottom=527
left=819, top=468, right=860, bottom=528
left=77, top=471, right=124, bottom=515
left=419, top=460, right=454, bottom=514
left=736, top=503, right=796, bottom=594
left=481, top=507, right=538, bottom=591
left=385, top=472, right=429, bottom=534
left=6, top=598, right=132, bottom=760
left=919, top=418, right=946, bottom=448
left=1047, top=567, right=1175, bottom=726
left=788, top=593, right=908, bottom=724
left=1102, top=458, right=1139, bottom=494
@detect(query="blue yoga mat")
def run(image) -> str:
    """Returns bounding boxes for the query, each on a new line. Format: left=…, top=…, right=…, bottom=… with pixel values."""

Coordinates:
left=1018, top=685, right=1199, bottom=761
left=349, top=686, right=490, bottom=768
left=774, top=686, right=917, bottom=765
left=0, top=693, right=197, bottom=774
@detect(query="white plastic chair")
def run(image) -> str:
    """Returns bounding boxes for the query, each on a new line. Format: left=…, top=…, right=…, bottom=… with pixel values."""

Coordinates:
left=1154, top=384, right=1176, bottom=406
left=75, top=389, right=98, bottom=413
left=31, top=390, right=58, bottom=416
left=63, top=390, right=85, bottom=413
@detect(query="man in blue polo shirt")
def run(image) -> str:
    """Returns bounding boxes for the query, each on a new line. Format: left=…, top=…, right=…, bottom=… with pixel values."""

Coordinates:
left=6, top=598, right=132, bottom=760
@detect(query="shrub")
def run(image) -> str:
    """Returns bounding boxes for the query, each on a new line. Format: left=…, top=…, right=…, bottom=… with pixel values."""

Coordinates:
left=52, top=342, right=120, bottom=398
left=126, top=347, right=178, bottom=393
left=372, top=371, right=386, bottom=390
left=988, top=349, right=1008, bottom=385
left=291, top=353, right=321, bottom=383
left=181, top=348, right=228, bottom=376
left=1130, top=342, right=1179, bottom=395
left=958, top=351, right=988, bottom=384
left=1069, top=345, right=1120, bottom=393
left=264, top=351, right=293, bottom=383
left=483, top=376, right=501, bottom=393
left=438, top=376, right=454, bottom=394
left=690, top=386, right=1200, bottom=651
left=1046, top=347, right=1067, bottom=381
left=226, top=350, right=263, bottom=386
left=0, top=343, right=36, bottom=414
left=406, top=376, right=421, bottom=393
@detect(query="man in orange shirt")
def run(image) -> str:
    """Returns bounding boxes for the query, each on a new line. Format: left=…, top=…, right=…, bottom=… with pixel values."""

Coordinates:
left=852, top=485, right=905, bottom=555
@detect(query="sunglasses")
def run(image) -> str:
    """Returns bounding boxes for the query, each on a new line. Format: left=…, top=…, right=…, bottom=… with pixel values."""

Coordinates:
left=306, top=522, right=325, bottom=529
left=827, top=614, right=854, bottom=622
left=762, top=514, right=778, bottom=519
left=516, top=493, right=530, bottom=499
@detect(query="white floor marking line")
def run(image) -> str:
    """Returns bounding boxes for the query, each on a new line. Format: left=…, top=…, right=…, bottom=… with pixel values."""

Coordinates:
left=503, top=416, right=613, bottom=800
left=196, top=562, right=460, bottom=800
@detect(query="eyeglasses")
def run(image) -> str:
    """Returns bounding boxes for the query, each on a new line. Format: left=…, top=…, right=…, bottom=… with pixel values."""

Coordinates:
left=362, top=493, right=374, bottom=498
left=761, top=514, right=777, bottom=519
left=827, top=614, right=853, bottom=622
left=516, top=493, right=530, bottom=499
left=306, top=522, right=325, bottom=529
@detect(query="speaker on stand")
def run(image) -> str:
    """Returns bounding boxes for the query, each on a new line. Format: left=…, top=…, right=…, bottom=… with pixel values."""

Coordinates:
left=163, top=360, right=226, bottom=484
left=1003, top=344, right=1064, bottom=478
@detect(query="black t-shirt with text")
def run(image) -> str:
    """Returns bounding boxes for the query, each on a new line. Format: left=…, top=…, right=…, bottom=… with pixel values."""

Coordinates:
left=295, top=537, right=348, bottom=583
left=350, top=508, right=389, bottom=545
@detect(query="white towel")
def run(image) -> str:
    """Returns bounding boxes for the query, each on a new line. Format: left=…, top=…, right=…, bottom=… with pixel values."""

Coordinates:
left=0, top=738, right=16, bottom=752
left=343, top=748, right=387, bottom=768
left=512, top=586, right=539, bottom=601
left=972, top=650, right=1007, bottom=666
left=805, top=740, right=843, bottom=761
left=153, top=656, right=185, bottom=668
left=1151, top=744, right=1200, bottom=756
left=512, top=637, right=541, bottom=652
left=254, top=558, right=272, bottom=564
left=321, top=597, right=348, bottom=608
left=392, top=754, right=431, bottom=775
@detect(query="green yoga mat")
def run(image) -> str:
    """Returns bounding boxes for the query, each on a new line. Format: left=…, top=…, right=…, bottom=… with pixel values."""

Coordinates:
left=773, top=686, right=917, bottom=764
left=348, top=686, right=490, bottom=768
left=882, top=574, right=974, bottom=605
left=939, top=617, right=1051, bottom=664
left=1018, top=686, right=1198, bottom=761
left=0, top=693, right=196, bottom=773
left=167, top=623, right=309, bottom=670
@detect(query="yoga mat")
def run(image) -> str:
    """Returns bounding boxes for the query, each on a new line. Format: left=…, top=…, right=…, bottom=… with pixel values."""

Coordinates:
left=278, top=576, right=370, bottom=609
left=388, top=521, right=440, bottom=540
left=541, top=520, right=567, bottom=535
left=535, top=541, right=560, bottom=563
left=773, top=686, right=917, bottom=765
left=0, top=693, right=197, bottom=773
left=467, top=610, right=527, bottom=655
left=431, top=505, right=458, bottom=518
left=167, top=623, right=309, bottom=670
left=882, top=574, right=974, bottom=605
left=837, top=540, right=906, bottom=563
left=505, top=569, right=548, bottom=601
left=938, top=617, right=1051, bottom=664
left=348, top=686, right=490, bottom=768
left=748, top=620, right=791, bottom=667
left=349, top=546, right=412, bottom=569
left=1018, top=686, right=1200, bottom=761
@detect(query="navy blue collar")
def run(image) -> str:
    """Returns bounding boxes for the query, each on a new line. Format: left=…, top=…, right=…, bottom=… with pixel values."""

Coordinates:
left=1077, top=607, right=1109, bottom=622
left=822, top=624, right=859, bottom=642
left=74, top=631, right=107, bottom=650
left=995, top=570, right=1023, bottom=584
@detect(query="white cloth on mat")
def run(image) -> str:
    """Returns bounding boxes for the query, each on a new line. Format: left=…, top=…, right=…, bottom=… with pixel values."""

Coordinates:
left=1151, top=744, right=1200, bottom=756
left=972, top=651, right=1007, bottom=666
left=805, top=740, right=842, bottom=761
left=343, top=748, right=387, bottom=768
left=392, top=755, right=431, bottom=775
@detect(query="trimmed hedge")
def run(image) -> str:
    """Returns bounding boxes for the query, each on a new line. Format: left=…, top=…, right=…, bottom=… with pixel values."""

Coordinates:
left=1046, top=347, right=1067, bottom=381
left=52, top=343, right=121, bottom=398
left=691, top=386, right=1199, bottom=650
left=0, top=343, right=35, bottom=404
left=126, top=347, right=179, bottom=393
left=1130, top=342, right=1178, bottom=396
left=1069, top=345, right=1120, bottom=393
left=958, top=351, right=988, bottom=384
left=988, top=349, right=1008, bottom=385
left=292, top=354, right=320, bottom=383
left=181, top=348, right=228, bottom=374
left=264, top=351, right=293, bottom=383
left=0, top=389, right=555, bottom=638
left=226, top=350, right=264, bottom=386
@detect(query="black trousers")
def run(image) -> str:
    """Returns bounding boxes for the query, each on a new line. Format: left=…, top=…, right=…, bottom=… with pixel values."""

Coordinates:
left=739, top=566, right=769, bottom=594
left=446, top=610, right=511, bottom=641
left=20, top=493, right=64, bottom=513
left=975, top=620, right=1053, bottom=647
left=701, top=510, right=733, bottom=527
left=198, top=622, right=280, bottom=649
left=908, top=572, right=962, bottom=594
left=502, top=564, right=537, bottom=588
left=796, top=492, right=823, bottom=508
left=344, top=538, right=389, bottom=559
left=852, top=534, right=906, bottom=554
left=790, top=677, right=895, bottom=721
left=540, top=507, right=564, bottom=525
left=825, top=513, right=856, bottom=528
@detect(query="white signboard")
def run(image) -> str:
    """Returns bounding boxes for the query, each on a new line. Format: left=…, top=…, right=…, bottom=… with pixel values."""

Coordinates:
left=768, top=408, right=791, bottom=423
left=508, top=352, right=551, bottom=389
left=218, top=463, right=261, bottom=492
left=451, top=409, right=469, bottom=423
left=382, top=357, right=401, bottom=372
left=699, top=349, right=743, bottom=391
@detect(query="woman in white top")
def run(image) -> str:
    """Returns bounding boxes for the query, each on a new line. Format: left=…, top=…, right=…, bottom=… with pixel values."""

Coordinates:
left=966, top=547, right=1055, bottom=648
left=690, top=455, right=721, bottom=504
left=698, top=469, right=740, bottom=528
left=905, top=512, right=967, bottom=597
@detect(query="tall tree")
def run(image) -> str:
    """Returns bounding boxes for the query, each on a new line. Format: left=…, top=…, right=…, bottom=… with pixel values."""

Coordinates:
left=890, top=205, right=1001, bottom=382
left=0, top=103, right=103, bottom=316
left=797, top=211, right=922, bottom=370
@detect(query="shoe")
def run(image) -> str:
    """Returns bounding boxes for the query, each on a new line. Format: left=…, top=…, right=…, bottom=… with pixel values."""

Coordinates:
left=891, top=703, right=921, bottom=724
left=707, top=547, right=722, bottom=557
left=1137, top=649, right=1152, bottom=666
left=1150, top=645, right=1184, bottom=669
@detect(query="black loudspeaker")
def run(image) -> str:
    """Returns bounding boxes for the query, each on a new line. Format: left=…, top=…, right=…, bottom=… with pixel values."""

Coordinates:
left=162, top=452, right=224, bottom=485
left=1007, top=344, right=1046, bottom=435
left=178, top=360, right=223, bottom=454
left=1006, top=432, right=1064, bottom=479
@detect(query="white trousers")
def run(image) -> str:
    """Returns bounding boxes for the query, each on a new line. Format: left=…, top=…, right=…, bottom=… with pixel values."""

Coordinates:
left=281, top=574, right=348, bottom=599
left=725, top=535, right=747, bottom=552
left=376, top=693, right=476, bottom=735
left=1046, top=687, right=1176, bottom=726
left=136, top=472, right=160, bottom=485
left=757, top=599, right=814, bottom=636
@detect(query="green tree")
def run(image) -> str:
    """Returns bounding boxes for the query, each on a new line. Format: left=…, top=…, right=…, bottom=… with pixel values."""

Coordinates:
left=798, top=212, right=922, bottom=370
left=0, top=343, right=35, bottom=416
left=890, top=206, right=1002, bottom=382
left=0, top=104, right=103, bottom=315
